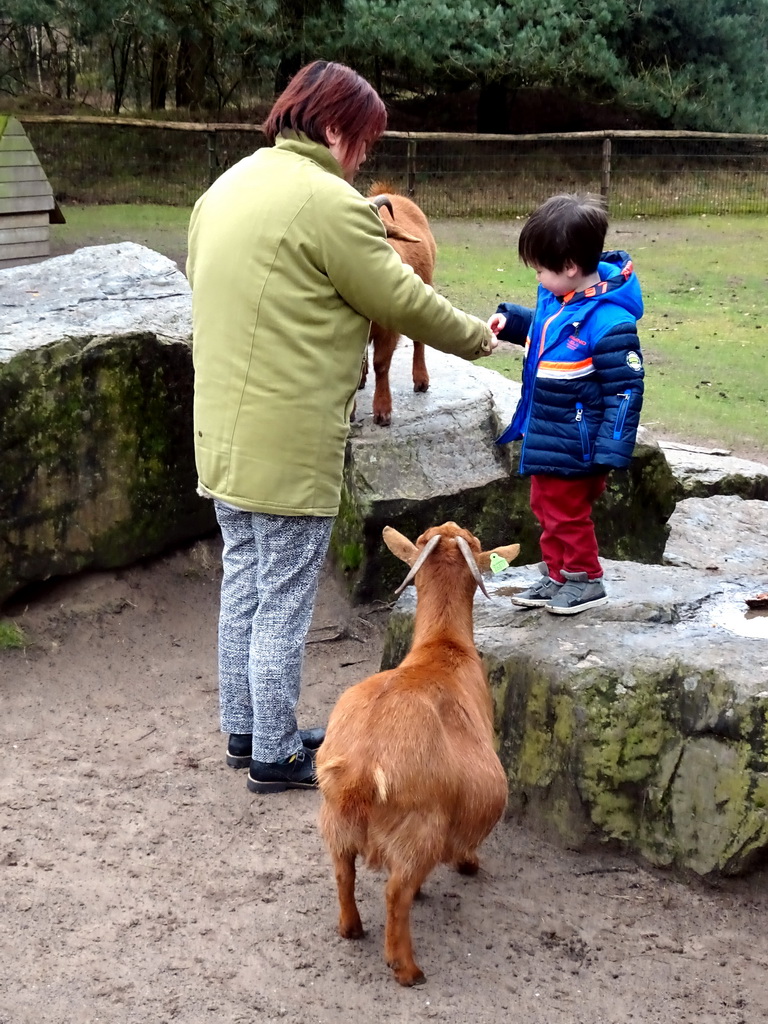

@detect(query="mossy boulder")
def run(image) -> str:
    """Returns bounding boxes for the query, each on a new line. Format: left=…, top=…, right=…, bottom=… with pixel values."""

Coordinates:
left=383, top=559, right=768, bottom=876
left=0, top=243, right=213, bottom=604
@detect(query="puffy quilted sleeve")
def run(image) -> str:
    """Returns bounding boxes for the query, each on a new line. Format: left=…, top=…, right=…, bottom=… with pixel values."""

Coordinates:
left=493, top=302, right=533, bottom=346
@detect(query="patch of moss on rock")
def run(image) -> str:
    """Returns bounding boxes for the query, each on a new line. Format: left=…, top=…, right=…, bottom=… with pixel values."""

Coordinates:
left=0, top=333, right=215, bottom=604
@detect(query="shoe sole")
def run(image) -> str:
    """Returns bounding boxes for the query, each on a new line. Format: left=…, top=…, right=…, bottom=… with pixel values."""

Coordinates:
left=226, top=753, right=251, bottom=769
left=511, top=595, right=552, bottom=607
left=546, top=596, right=608, bottom=615
left=246, top=776, right=318, bottom=794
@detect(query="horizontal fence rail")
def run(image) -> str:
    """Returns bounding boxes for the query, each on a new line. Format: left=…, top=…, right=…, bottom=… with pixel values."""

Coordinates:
left=18, top=115, right=768, bottom=217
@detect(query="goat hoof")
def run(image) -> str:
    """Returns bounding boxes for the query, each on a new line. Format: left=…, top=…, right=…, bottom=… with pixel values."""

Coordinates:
left=339, top=920, right=364, bottom=940
left=373, top=412, right=392, bottom=427
left=394, top=965, right=426, bottom=987
left=413, top=380, right=429, bottom=393
left=456, top=857, right=480, bottom=876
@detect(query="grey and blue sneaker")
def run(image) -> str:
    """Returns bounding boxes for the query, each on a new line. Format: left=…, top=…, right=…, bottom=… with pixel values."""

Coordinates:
left=511, top=562, right=563, bottom=607
left=546, top=570, right=607, bottom=615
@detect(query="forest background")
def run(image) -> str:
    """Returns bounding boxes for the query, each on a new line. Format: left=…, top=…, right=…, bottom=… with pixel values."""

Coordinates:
left=3, top=1, right=768, bottom=136
left=3, top=2, right=768, bottom=454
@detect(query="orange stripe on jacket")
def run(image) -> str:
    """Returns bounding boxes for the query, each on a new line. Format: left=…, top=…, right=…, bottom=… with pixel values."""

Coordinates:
left=539, top=357, right=593, bottom=372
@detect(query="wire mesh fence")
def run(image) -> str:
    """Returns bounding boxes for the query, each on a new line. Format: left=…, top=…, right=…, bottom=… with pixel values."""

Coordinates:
left=19, top=116, right=768, bottom=217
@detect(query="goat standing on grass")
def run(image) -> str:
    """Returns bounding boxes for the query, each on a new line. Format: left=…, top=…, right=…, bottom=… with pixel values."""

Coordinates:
left=316, top=522, right=520, bottom=986
left=361, top=184, right=436, bottom=426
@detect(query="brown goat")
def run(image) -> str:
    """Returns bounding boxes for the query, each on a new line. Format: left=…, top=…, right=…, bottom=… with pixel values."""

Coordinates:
left=316, top=522, right=520, bottom=986
left=362, top=183, right=436, bottom=426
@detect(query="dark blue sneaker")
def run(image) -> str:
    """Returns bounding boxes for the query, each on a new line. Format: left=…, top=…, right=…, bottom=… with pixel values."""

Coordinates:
left=247, top=746, right=317, bottom=794
left=226, top=728, right=325, bottom=769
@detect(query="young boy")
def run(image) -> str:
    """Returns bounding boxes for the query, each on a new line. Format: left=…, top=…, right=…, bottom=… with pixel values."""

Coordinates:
left=488, top=193, right=644, bottom=615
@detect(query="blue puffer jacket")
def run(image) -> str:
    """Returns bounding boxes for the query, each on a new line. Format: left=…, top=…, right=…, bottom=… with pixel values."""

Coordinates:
left=495, top=250, right=644, bottom=478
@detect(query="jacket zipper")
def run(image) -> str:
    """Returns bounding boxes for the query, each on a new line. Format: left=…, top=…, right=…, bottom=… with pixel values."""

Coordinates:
left=519, top=306, right=567, bottom=474
left=576, top=402, right=591, bottom=461
left=613, top=391, right=631, bottom=440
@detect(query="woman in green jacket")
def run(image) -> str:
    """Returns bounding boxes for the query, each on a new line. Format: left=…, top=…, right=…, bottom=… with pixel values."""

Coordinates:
left=187, top=60, right=495, bottom=795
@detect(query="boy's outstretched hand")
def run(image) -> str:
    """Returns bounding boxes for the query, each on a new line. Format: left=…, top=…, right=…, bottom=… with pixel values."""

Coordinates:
left=487, top=313, right=507, bottom=335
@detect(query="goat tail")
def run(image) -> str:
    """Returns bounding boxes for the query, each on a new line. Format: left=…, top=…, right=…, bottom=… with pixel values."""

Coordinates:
left=317, top=754, right=389, bottom=819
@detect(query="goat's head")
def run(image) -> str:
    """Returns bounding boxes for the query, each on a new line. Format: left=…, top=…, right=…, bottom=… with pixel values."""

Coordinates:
left=370, top=194, right=422, bottom=244
left=383, top=522, right=520, bottom=598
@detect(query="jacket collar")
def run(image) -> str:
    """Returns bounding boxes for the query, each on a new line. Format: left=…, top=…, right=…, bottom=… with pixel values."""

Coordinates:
left=274, top=130, right=344, bottom=179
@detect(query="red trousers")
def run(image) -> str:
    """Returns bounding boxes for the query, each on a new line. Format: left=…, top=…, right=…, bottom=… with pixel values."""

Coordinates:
left=529, top=474, right=607, bottom=582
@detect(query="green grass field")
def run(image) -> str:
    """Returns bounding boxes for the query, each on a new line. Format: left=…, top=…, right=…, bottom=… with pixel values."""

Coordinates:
left=48, top=207, right=768, bottom=460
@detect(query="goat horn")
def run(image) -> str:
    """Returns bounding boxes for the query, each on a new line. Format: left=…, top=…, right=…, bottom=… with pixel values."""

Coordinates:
left=394, top=534, right=442, bottom=595
left=456, top=536, right=490, bottom=599
left=371, top=195, right=395, bottom=218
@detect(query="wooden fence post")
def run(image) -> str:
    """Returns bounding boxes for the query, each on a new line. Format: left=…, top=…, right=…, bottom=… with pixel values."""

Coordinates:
left=601, top=135, right=612, bottom=204
left=206, top=130, right=218, bottom=186
left=406, top=138, right=417, bottom=197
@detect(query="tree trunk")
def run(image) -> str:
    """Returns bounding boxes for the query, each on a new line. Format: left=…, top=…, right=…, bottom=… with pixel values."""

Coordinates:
left=476, top=77, right=508, bottom=133
left=43, top=23, right=62, bottom=98
left=150, top=40, right=170, bottom=110
left=132, top=35, right=143, bottom=112
left=110, top=32, right=132, bottom=115
left=175, top=31, right=211, bottom=111
left=66, top=38, right=76, bottom=100
left=274, top=53, right=302, bottom=95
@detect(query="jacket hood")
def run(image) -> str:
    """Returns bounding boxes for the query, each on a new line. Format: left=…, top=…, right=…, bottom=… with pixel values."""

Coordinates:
left=558, top=250, right=643, bottom=321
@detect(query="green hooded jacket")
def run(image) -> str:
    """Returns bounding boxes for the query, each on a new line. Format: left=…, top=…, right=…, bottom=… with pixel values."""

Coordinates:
left=187, top=132, right=491, bottom=516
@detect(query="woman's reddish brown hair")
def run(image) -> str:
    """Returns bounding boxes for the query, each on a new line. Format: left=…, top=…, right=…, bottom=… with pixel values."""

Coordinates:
left=262, top=60, right=387, bottom=160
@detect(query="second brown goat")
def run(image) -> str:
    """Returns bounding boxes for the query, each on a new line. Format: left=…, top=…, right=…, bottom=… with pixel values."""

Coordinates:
left=361, top=183, right=437, bottom=426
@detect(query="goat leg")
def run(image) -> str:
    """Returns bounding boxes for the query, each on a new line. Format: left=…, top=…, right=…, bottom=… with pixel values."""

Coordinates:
left=371, top=325, right=398, bottom=426
left=411, top=341, right=429, bottom=393
left=334, top=852, right=364, bottom=939
left=384, top=869, right=429, bottom=986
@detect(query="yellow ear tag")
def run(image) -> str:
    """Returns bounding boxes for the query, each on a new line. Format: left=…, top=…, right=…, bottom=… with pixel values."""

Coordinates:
left=489, top=553, right=509, bottom=574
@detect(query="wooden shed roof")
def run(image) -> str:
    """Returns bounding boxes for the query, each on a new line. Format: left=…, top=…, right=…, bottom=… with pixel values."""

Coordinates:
left=0, top=116, right=62, bottom=220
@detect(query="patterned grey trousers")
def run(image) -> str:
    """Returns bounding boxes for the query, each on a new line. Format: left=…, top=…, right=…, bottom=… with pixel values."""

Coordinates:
left=214, top=501, right=335, bottom=763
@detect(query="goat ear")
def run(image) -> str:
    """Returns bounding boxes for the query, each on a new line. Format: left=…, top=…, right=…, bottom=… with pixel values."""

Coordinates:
left=476, top=543, right=521, bottom=573
left=384, top=223, right=422, bottom=244
left=382, top=526, right=418, bottom=566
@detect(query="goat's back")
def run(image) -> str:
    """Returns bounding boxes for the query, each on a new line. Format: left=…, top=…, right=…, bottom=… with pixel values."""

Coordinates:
left=369, top=185, right=436, bottom=283
left=317, top=659, right=507, bottom=867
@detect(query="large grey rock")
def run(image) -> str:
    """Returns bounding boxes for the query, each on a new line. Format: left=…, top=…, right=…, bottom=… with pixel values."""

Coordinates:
left=0, top=243, right=214, bottom=604
left=0, top=242, right=192, bottom=356
left=335, top=342, right=677, bottom=601
left=659, top=441, right=768, bottom=501
left=665, top=494, right=768, bottom=573
left=382, top=558, right=768, bottom=876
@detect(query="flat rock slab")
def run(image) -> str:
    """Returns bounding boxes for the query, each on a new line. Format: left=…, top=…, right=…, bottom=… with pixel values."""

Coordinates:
left=659, top=442, right=768, bottom=501
left=665, top=494, right=768, bottom=574
left=383, top=558, right=768, bottom=876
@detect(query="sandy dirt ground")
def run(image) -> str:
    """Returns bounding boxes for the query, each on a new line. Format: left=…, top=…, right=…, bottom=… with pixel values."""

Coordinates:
left=2, top=536, right=768, bottom=1024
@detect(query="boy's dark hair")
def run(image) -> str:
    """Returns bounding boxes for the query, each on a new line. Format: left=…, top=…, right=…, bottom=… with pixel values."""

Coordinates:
left=518, top=193, right=608, bottom=275
left=263, top=61, right=387, bottom=161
